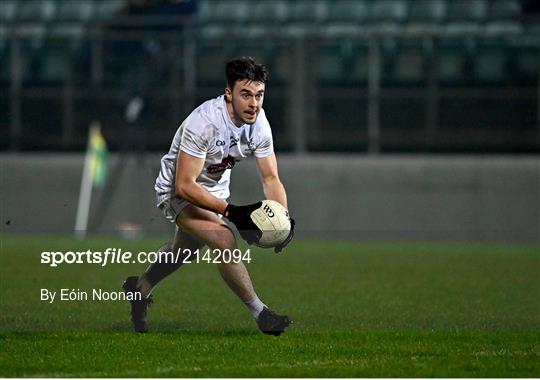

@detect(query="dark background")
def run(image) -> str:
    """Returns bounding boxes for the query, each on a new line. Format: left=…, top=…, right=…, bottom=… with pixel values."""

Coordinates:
left=1, top=0, right=539, bottom=154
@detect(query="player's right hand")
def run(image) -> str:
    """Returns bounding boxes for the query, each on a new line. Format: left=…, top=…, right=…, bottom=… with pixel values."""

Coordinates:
left=224, top=202, right=263, bottom=245
left=274, top=217, right=295, bottom=254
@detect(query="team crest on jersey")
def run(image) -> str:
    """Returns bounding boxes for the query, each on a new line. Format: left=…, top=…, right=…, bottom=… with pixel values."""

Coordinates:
left=207, top=156, right=236, bottom=174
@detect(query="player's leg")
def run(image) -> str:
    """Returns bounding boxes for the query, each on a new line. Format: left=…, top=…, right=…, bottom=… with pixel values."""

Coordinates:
left=135, top=241, right=173, bottom=298
left=123, top=221, right=204, bottom=332
left=177, top=205, right=292, bottom=335
left=176, top=205, right=258, bottom=300
left=136, top=229, right=204, bottom=298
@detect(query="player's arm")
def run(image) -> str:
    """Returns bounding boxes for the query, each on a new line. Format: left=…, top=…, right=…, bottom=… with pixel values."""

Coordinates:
left=255, top=153, right=287, bottom=209
left=176, top=150, right=262, bottom=243
left=175, top=150, right=228, bottom=214
left=256, top=153, right=295, bottom=252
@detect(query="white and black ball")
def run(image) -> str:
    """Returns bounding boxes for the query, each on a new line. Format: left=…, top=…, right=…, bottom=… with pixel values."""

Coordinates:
left=249, top=200, right=291, bottom=248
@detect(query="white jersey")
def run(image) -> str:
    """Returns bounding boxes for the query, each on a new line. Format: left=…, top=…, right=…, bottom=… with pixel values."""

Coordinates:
left=155, top=95, right=274, bottom=205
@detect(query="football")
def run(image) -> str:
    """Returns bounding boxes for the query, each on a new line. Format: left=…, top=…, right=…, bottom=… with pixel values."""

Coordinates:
left=250, top=200, right=291, bottom=248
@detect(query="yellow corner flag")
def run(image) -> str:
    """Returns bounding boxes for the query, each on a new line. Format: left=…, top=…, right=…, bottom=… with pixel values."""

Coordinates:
left=75, top=121, right=108, bottom=237
left=89, top=123, right=108, bottom=189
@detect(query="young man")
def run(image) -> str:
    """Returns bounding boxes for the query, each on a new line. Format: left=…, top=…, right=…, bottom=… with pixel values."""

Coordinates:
left=123, top=57, right=295, bottom=336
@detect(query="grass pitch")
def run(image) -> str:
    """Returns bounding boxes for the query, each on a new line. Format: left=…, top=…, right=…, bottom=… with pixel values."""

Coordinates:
left=1, top=235, right=539, bottom=377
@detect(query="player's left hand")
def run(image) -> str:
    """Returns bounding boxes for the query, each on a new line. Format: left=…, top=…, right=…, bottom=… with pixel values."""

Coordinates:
left=275, top=217, right=295, bottom=253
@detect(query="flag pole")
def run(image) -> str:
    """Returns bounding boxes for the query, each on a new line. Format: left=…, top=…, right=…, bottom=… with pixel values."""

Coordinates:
left=74, top=122, right=100, bottom=238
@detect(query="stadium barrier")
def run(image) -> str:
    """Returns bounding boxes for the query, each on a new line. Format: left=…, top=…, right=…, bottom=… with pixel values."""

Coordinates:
left=2, top=153, right=538, bottom=243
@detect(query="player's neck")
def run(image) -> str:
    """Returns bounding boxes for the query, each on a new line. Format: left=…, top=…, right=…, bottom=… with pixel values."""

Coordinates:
left=226, top=101, right=244, bottom=128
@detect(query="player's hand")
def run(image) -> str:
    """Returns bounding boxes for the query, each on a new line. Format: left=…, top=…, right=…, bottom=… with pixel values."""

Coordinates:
left=275, top=216, right=295, bottom=253
left=224, top=202, right=263, bottom=245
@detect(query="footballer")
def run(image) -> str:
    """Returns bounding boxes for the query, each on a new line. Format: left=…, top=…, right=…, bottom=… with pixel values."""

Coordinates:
left=123, top=57, right=295, bottom=336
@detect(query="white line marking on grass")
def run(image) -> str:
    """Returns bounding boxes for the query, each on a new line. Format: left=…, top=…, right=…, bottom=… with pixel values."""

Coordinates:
left=26, top=358, right=359, bottom=377
left=252, top=358, right=359, bottom=369
left=25, top=366, right=203, bottom=378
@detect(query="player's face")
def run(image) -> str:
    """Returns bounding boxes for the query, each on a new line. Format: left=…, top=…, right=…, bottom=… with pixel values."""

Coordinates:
left=226, top=80, right=265, bottom=126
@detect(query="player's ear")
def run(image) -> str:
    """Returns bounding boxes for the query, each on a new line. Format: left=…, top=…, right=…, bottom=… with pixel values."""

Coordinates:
left=225, top=86, right=232, bottom=102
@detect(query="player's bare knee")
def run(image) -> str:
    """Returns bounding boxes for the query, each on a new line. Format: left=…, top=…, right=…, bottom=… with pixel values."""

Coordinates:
left=158, top=242, right=173, bottom=253
left=209, top=226, right=236, bottom=251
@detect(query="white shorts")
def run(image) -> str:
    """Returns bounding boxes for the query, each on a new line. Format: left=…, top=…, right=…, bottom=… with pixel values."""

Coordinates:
left=156, top=194, right=226, bottom=224
left=157, top=195, right=190, bottom=223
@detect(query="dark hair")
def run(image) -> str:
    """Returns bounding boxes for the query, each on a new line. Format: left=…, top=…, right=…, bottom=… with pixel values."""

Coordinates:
left=225, top=57, right=268, bottom=89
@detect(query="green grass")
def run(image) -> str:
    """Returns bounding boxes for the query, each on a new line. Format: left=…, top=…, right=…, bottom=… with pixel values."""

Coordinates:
left=1, top=235, right=539, bottom=377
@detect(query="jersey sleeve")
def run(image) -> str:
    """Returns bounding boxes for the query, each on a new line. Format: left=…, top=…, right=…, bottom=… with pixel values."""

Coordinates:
left=179, top=114, right=210, bottom=159
left=254, top=109, right=274, bottom=158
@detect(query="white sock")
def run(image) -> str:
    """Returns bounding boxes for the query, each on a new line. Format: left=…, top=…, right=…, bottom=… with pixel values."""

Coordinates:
left=136, top=275, right=153, bottom=299
left=244, top=296, right=266, bottom=318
